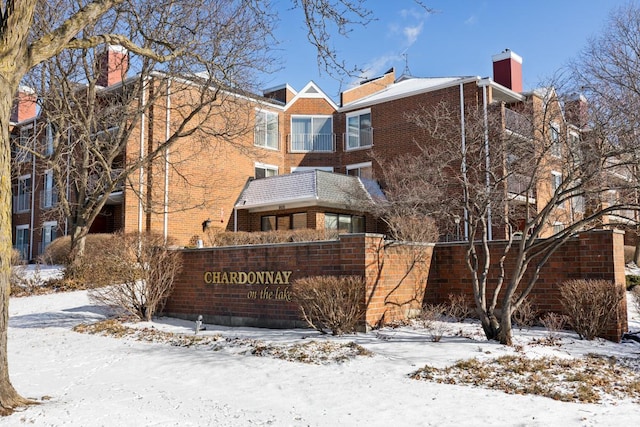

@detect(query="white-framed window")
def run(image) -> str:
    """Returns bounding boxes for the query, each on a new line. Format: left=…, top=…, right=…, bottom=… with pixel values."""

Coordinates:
left=254, top=110, right=279, bottom=149
left=550, top=122, right=561, bottom=157
left=551, top=171, right=564, bottom=208
left=41, top=221, right=57, bottom=254
left=14, top=174, right=31, bottom=213
left=41, top=170, right=56, bottom=209
left=14, top=125, right=33, bottom=163
left=255, top=162, right=278, bottom=179
left=346, top=109, right=373, bottom=150
left=290, top=115, right=333, bottom=152
left=324, top=213, right=365, bottom=233
left=261, top=213, right=308, bottom=231
left=346, top=162, right=373, bottom=179
left=44, top=121, right=55, bottom=156
left=15, top=225, right=29, bottom=260
left=552, top=222, right=564, bottom=235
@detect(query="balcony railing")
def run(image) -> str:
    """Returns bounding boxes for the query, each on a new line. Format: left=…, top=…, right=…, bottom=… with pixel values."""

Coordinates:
left=13, top=193, right=31, bottom=213
left=288, top=133, right=335, bottom=152
left=504, top=108, right=533, bottom=138
left=507, top=174, right=535, bottom=201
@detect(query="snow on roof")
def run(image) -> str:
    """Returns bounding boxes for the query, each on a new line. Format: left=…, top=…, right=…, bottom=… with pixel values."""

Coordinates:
left=235, top=170, right=384, bottom=211
left=340, top=76, right=478, bottom=111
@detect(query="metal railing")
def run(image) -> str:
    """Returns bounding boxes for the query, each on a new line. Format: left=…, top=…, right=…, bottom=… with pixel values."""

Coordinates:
left=504, top=108, right=533, bottom=138
left=507, top=174, right=535, bottom=200
left=288, top=133, right=335, bottom=152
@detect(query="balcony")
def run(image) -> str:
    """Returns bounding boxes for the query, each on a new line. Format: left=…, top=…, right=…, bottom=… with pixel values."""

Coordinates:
left=507, top=174, right=535, bottom=203
left=288, top=133, right=335, bottom=153
left=504, top=108, right=533, bottom=138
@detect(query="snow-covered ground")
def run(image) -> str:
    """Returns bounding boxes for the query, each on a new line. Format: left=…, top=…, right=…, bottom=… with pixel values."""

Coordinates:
left=2, top=266, right=640, bottom=426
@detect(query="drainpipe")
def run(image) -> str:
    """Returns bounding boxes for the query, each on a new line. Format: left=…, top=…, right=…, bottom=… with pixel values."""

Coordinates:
left=163, top=80, right=171, bottom=242
left=233, top=207, right=237, bottom=232
left=29, top=119, right=36, bottom=260
left=138, top=78, right=146, bottom=234
left=482, top=84, right=493, bottom=241
left=459, top=83, right=469, bottom=239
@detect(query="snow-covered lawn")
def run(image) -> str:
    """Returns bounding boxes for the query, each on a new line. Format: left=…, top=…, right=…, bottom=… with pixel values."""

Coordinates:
left=2, top=266, right=640, bottom=426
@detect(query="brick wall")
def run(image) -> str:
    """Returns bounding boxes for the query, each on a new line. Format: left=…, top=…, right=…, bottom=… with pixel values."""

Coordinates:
left=163, top=233, right=433, bottom=329
left=426, top=229, right=627, bottom=341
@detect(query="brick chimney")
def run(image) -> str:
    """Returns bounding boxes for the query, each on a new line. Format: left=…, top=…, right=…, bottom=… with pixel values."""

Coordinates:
left=10, top=86, right=37, bottom=123
left=97, top=45, right=129, bottom=87
left=492, top=49, right=523, bottom=93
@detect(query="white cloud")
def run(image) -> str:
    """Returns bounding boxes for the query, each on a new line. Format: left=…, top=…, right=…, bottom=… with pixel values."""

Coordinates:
left=403, top=22, right=424, bottom=46
left=465, top=15, right=478, bottom=25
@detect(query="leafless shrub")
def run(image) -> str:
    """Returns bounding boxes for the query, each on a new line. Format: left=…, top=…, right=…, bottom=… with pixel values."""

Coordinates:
left=443, top=293, right=471, bottom=322
left=421, top=303, right=447, bottom=342
left=204, top=229, right=338, bottom=247
left=512, top=297, right=538, bottom=329
left=624, top=245, right=635, bottom=264
left=632, top=286, right=640, bottom=316
left=88, top=232, right=182, bottom=321
left=292, top=275, right=366, bottom=335
left=560, top=279, right=625, bottom=340
left=43, top=234, right=117, bottom=266
left=540, top=312, right=568, bottom=342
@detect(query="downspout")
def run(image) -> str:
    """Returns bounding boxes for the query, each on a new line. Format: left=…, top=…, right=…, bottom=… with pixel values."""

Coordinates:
left=163, top=80, right=171, bottom=242
left=138, top=78, right=146, bottom=234
left=64, top=128, right=70, bottom=236
left=29, top=119, right=36, bottom=260
left=482, top=84, right=493, bottom=240
left=459, top=83, right=469, bottom=239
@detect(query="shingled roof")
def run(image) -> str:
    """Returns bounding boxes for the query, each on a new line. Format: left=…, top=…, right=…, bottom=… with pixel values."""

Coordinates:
left=234, top=170, right=385, bottom=212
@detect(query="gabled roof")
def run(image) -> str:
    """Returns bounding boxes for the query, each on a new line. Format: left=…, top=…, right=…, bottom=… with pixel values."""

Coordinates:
left=235, top=170, right=385, bottom=213
left=285, top=81, right=339, bottom=111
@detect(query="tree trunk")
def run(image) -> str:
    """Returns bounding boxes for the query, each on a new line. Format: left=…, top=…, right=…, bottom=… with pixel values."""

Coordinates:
left=0, top=85, right=33, bottom=414
left=476, top=307, right=500, bottom=341
left=66, top=224, right=89, bottom=280
left=633, top=238, right=640, bottom=266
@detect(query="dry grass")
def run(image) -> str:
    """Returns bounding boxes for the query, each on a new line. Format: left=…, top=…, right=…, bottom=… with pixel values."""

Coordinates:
left=203, top=229, right=338, bottom=247
left=74, top=319, right=371, bottom=364
left=411, top=354, right=640, bottom=403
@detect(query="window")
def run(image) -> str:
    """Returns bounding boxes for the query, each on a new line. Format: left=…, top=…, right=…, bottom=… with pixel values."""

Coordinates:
left=290, top=116, right=333, bottom=152
left=14, top=125, right=33, bottom=163
left=346, top=110, right=372, bottom=150
left=255, top=163, right=278, bottom=179
left=14, top=175, right=31, bottom=213
left=550, top=122, right=561, bottom=157
left=44, top=122, right=55, bottom=156
left=551, top=171, right=564, bottom=208
left=15, top=225, right=29, bottom=260
left=261, top=215, right=276, bottom=231
left=41, top=170, right=56, bottom=209
left=324, top=213, right=365, bottom=233
left=346, top=162, right=373, bottom=179
left=41, top=221, right=57, bottom=254
left=553, top=222, right=564, bottom=235
left=292, top=213, right=307, bottom=229
left=254, top=110, right=279, bottom=149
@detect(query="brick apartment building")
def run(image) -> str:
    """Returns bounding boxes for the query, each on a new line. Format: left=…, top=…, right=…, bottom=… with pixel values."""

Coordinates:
left=10, top=47, right=613, bottom=260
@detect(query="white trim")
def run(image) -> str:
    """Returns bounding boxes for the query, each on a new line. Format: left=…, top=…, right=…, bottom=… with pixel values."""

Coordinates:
left=15, top=224, right=29, bottom=231
left=491, top=49, right=523, bottom=64
left=346, top=161, right=372, bottom=171
left=255, top=162, right=279, bottom=175
left=284, top=81, right=339, bottom=111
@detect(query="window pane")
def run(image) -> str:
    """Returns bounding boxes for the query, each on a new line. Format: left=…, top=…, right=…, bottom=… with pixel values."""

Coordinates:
left=261, top=216, right=276, bottom=231
left=338, top=215, right=351, bottom=232
left=277, top=215, right=290, bottom=230
left=352, top=216, right=365, bottom=233
left=292, top=213, right=307, bottom=229
left=325, top=213, right=338, bottom=229
left=347, top=116, right=359, bottom=148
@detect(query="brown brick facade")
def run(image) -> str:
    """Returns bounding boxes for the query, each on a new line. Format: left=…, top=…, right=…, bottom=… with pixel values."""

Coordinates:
left=165, top=229, right=627, bottom=341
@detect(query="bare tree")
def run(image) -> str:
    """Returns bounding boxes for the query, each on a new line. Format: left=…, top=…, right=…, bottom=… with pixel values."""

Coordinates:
left=1, top=0, right=431, bottom=414
left=390, top=86, right=638, bottom=345
left=569, top=3, right=640, bottom=265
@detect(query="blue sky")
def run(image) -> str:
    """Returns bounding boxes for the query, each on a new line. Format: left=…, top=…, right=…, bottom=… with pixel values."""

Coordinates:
left=264, top=0, right=632, bottom=101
